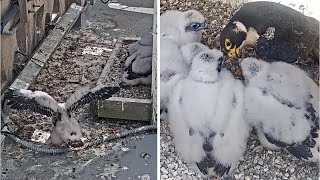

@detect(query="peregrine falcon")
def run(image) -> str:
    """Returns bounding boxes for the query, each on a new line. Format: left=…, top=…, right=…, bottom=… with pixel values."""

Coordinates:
left=220, top=1, right=319, bottom=62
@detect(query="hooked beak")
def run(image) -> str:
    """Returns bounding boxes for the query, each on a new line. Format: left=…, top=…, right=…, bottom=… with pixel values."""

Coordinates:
left=198, top=23, right=207, bottom=30
left=227, top=46, right=240, bottom=58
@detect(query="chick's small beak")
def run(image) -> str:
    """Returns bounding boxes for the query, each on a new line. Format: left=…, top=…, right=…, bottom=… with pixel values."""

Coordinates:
left=199, top=23, right=207, bottom=30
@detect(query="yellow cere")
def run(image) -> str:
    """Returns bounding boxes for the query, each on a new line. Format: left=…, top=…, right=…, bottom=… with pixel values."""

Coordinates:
left=227, top=46, right=239, bottom=58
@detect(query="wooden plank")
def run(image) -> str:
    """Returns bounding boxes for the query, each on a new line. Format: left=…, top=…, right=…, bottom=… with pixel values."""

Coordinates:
left=45, top=0, right=55, bottom=23
left=91, top=97, right=152, bottom=121
left=1, top=0, right=19, bottom=91
left=17, top=0, right=28, bottom=23
left=151, top=0, right=157, bottom=125
left=96, top=38, right=122, bottom=85
left=53, top=0, right=66, bottom=16
left=122, top=37, right=141, bottom=44
left=9, top=3, right=83, bottom=90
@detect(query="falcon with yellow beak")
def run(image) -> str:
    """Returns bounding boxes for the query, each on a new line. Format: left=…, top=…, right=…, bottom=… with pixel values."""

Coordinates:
left=220, top=1, right=319, bottom=62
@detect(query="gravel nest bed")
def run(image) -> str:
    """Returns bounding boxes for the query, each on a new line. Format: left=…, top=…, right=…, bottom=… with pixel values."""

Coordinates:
left=7, top=27, right=148, bottom=146
left=160, top=0, right=319, bottom=179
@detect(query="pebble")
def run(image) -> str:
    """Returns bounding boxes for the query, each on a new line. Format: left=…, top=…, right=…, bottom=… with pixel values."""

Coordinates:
left=161, top=167, right=168, bottom=174
left=290, top=168, right=295, bottom=173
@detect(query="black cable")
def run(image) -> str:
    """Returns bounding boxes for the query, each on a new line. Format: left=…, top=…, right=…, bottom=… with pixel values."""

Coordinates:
left=1, top=124, right=157, bottom=154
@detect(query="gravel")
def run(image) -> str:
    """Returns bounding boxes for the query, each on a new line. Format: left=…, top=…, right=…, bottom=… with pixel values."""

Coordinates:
left=160, top=0, right=319, bottom=179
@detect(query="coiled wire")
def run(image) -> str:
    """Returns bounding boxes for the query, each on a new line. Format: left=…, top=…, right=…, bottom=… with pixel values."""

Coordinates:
left=2, top=125, right=157, bottom=155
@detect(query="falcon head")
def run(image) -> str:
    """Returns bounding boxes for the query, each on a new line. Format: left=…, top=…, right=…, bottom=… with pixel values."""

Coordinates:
left=183, top=10, right=207, bottom=32
left=50, top=112, right=84, bottom=147
left=190, top=49, right=226, bottom=82
left=161, top=10, right=206, bottom=45
left=220, top=21, right=248, bottom=58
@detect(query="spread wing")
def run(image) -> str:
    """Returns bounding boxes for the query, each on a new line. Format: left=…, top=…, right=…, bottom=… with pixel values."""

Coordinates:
left=4, top=89, right=59, bottom=117
left=65, top=85, right=120, bottom=112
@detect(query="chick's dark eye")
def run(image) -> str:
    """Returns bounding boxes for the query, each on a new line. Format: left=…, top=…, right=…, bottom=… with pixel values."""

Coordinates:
left=226, top=42, right=231, bottom=46
left=192, top=24, right=200, bottom=29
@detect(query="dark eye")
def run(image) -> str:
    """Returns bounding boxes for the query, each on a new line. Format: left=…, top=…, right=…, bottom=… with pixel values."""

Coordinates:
left=225, top=39, right=232, bottom=50
left=192, top=23, right=200, bottom=29
left=70, top=132, right=77, bottom=136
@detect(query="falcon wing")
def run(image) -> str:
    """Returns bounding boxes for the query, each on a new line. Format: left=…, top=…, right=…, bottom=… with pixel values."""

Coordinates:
left=125, top=57, right=152, bottom=80
left=65, top=85, right=120, bottom=112
left=196, top=154, right=231, bottom=178
left=4, top=89, right=59, bottom=117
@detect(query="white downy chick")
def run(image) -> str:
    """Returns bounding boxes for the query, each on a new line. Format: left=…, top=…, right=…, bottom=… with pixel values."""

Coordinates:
left=160, top=10, right=206, bottom=46
left=128, top=33, right=153, bottom=56
left=122, top=34, right=153, bottom=86
left=240, top=57, right=319, bottom=162
left=168, top=49, right=249, bottom=179
left=160, top=40, right=208, bottom=121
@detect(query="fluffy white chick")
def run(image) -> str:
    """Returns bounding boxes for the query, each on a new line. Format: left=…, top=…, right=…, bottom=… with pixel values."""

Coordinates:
left=128, top=33, right=153, bottom=56
left=160, top=39, right=208, bottom=121
left=168, top=49, right=249, bottom=179
left=122, top=34, right=153, bottom=86
left=240, top=57, right=319, bottom=162
left=125, top=45, right=152, bottom=68
left=160, top=10, right=206, bottom=46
